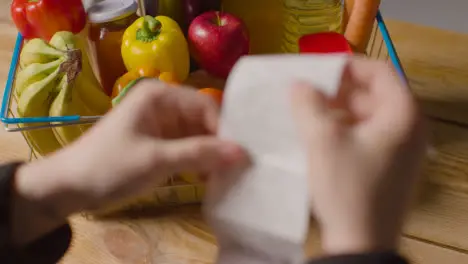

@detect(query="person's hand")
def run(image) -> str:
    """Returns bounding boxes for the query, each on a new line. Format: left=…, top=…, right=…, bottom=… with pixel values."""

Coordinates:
left=13, top=80, right=246, bottom=245
left=290, top=57, right=426, bottom=254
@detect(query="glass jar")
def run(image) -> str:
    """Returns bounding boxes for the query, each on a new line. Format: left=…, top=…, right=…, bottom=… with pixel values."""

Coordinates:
left=87, top=0, right=139, bottom=96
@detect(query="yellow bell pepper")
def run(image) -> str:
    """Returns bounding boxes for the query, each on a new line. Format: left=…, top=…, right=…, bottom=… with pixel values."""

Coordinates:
left=121, top=15, right=190, bottom=82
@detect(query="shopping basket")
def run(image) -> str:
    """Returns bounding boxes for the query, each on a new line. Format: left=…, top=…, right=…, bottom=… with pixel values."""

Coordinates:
left=0, top=11, right=406, bottom=213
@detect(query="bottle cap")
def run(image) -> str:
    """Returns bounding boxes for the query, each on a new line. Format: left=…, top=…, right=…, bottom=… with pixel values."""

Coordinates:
left=88, top=0, right=138, bottom=24
left=299, top=32, right=353, bottom=54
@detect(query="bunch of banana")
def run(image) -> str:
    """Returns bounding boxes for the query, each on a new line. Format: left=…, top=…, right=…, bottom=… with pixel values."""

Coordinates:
left=49, top=74, right=93, bottom=146
left=17, top=65, right=63, bottom=156
left=15, top=31, right=111, bottom=156
left=48, top=32, right=110, bottom=115
left=18, top=38, right=65, bottom=69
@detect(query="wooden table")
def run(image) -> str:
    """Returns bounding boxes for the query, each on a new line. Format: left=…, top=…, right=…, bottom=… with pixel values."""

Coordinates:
left=2, top=3, right=468, bottom=264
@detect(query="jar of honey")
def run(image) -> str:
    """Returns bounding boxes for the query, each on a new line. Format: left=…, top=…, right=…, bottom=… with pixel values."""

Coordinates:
left=87, top=0, right=139, bottom=96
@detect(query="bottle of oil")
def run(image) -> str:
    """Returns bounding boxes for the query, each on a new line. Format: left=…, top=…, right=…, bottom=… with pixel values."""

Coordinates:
left=282, top=0, right=343, bottom=53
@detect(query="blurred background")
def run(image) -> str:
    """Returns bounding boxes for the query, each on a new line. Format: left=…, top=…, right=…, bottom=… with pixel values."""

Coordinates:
left=380, top=0, right=467, bottom=33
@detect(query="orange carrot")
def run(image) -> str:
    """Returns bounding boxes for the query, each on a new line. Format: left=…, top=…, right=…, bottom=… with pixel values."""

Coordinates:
left=344, top=0, right=381, bottom=53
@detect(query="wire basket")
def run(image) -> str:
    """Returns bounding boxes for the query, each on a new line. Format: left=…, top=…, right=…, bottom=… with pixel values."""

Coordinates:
left=0, top=11, right=406, bottom=213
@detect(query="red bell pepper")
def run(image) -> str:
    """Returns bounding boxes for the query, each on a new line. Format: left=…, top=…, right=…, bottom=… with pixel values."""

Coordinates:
left=11, top=0, right=87, bottom=40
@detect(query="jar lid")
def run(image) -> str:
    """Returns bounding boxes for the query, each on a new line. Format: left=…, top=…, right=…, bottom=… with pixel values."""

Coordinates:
left=88, top=0, right=138, bottom=24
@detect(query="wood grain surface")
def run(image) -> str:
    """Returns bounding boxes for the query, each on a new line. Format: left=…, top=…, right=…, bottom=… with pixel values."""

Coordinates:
left=387, top=21, right=468, bottom=126
left=1, top=1, right=468, bottom=263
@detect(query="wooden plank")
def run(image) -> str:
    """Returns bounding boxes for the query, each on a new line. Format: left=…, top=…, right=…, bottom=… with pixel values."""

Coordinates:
left=385, top=20, right=468, bottom=125
left=62, top=212, right=468, bottom=264
left=426, top=120, right=468, bottom=193
left=401, top=120, right=468, bottom=251
left=400, top=237, right=468, bottom=264
left=59, top=119, right=468, bottom=263
left=405, top=186, right=468, bottom=252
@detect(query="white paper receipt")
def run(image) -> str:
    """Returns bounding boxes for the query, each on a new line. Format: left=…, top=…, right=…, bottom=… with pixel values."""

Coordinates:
left=204, top=54, right=349, bottom=264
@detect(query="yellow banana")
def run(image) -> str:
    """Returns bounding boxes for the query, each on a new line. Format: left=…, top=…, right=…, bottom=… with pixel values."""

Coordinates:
left=155, top=184, right=204, bottom=206
left=17, top=68, right=62, bottom=157
left=15, top=58, right=64, bottom=98
left=179, top=172, right=201, bottom=184
left=50, top=75, right=93, bottom=147
left=19, top=38, right=65, bottom=69
left=48, top=31, right=75, bottom=51
left=49, top=31, right=111, bottom=115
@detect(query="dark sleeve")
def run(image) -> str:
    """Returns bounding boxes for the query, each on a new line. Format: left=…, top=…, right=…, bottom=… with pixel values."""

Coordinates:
left=308, top=252, right=409, bottom=264
left=0, top=162, right=73, bottom=264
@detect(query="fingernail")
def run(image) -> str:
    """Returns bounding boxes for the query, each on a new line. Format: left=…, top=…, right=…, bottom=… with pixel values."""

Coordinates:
left=220, top=143, right=242, bottom=158
left=220, top=143, right=248, bottom=168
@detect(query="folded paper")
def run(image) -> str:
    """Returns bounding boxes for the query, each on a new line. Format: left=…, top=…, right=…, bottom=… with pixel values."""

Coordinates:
left=204, top=54, right=349, bottom=264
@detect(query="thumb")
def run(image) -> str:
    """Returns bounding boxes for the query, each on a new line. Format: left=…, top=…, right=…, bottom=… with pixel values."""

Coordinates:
left=159, top=137, right=247, bottom=174
left=290, top=82, right=339, bottom=144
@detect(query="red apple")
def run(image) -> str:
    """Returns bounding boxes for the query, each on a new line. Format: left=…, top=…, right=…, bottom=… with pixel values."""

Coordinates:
left=188, top=11, right=250, bottom=79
